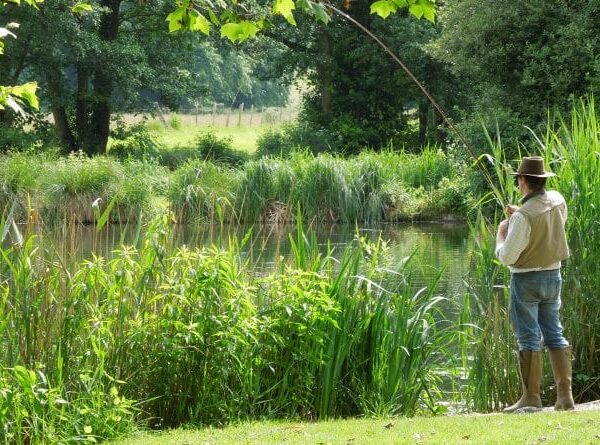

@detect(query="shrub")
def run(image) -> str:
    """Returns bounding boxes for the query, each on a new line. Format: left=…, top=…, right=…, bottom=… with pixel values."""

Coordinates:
left=168, top=113, right=183, bottom=130
left=255, top=128, right=288, bottom=158
left=195, top=132, right=248, bottom=166
left=108, top=124, right=163, bottom=162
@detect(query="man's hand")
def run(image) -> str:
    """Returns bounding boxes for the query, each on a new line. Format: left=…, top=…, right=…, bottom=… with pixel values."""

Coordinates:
left=506, top=204, right=518, bottom=216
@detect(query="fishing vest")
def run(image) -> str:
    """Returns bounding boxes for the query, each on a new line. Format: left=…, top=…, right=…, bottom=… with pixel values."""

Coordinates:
left=512, top=190, right=570, bottom=269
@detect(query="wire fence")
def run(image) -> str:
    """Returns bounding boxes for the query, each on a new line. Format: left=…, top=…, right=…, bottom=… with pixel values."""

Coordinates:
left=126, top=103, right=299, bottom=128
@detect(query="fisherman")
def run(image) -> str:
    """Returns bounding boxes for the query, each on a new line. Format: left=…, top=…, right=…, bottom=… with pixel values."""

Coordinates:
left=495, top=156, right=575, bottom=412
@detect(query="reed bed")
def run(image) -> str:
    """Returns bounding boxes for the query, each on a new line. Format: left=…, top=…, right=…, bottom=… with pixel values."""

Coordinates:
left=0, top=213, right=459, bottom=443
left=0, top=148, right=472, bottom=225
left=234, top=149, right=472, bottom=224
left=0, top=153, right=165, bottom=226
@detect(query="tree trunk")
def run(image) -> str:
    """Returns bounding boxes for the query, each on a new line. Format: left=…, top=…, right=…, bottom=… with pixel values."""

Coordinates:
left=46, top=75, right=78, bottom=153
left=87, top=0, right=121, bottom=155
left=318, top=28, right=333, bottom=115
left=76, top=67, right=89, bottom=148
left=52, top=106, right=78, bottom=153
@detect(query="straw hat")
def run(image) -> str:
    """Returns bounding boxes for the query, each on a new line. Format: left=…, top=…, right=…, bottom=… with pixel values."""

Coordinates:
left=511, top=156, right=556, bottom=178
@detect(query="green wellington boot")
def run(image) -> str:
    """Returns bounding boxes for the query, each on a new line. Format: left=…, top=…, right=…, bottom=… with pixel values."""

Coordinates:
left=549, top=347, right=575, bottom=410
left=503, top=350, right=543, bottom=413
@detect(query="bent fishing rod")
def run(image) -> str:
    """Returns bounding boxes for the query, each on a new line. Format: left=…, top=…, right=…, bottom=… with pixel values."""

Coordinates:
left=323, top=1, right=508, bottom=208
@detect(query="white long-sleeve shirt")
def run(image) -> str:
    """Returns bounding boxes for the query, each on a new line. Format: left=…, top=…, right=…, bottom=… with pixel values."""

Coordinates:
left=496, top=211, right=562, bottom=273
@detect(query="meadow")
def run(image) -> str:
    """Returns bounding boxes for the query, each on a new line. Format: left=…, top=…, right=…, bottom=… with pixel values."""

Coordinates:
left=1, top=100, right=600, bottom=444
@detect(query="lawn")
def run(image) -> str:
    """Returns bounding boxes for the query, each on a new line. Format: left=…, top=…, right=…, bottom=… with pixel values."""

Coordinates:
left=109, top=410, right=600, bottom=445
left=135, top=110, right=296, bottom=153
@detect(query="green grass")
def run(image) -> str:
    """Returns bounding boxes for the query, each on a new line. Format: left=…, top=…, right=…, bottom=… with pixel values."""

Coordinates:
left=149, top=123, right=280, bottom=153
left=109, top=410, right=600, bottom=445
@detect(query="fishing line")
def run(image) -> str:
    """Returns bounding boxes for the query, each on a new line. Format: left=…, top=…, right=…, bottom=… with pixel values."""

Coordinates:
left=323, top=2, right=506, bottom=206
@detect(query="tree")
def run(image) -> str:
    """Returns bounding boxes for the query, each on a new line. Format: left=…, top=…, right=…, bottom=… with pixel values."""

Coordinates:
left=1, top=0, right=210, bottom=154
left=433, top=0, right=600, bottom=145
left=0, top=0, right=38, bottom=115
left=1, top=0, right=436, bottom=154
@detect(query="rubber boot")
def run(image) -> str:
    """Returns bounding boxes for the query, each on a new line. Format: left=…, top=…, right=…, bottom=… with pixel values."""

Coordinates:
left=503, top=350, right=543, bottom=413
left=549, top=347, right=575, bottom=410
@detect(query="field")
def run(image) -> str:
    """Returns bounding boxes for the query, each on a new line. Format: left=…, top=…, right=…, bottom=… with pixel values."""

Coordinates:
left=122, top=108, right=299, bottom=153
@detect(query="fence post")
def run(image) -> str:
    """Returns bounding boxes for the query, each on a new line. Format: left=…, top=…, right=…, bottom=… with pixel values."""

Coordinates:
left=212, top=102, right=217, bottom=126
left=238, top=103, right=244, bottom=127
left=249, top=104, right=254, bottom=126
left=226, top=107, right=231, bottom=127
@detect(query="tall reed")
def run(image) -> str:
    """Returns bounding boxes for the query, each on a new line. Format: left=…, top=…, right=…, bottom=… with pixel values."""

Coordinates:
left=545, top=97, right=600, bottom=400
left=0, top=212, right=460, bottom=441
left=463, top=97, right=600, bottom=410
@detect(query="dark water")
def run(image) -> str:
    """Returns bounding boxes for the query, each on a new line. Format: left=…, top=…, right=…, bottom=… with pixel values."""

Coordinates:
left=18, top=221, right=471, bottom=304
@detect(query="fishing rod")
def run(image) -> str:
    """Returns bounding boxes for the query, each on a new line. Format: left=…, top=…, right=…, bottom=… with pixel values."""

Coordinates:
left=323, top=1, right=508, bottom=207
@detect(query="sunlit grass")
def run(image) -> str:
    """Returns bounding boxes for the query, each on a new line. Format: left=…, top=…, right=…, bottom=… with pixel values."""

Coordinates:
left=148, top=122, right=285, bottom=153
left=108, top=410, right=600, bottom=445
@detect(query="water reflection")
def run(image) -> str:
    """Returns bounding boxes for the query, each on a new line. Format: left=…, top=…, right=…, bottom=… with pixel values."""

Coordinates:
left=16, top=221, right=471, bottom=307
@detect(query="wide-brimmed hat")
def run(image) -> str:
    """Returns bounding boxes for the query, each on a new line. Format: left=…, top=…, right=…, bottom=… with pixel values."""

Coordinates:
left=510, top=156, right=556, bottom=178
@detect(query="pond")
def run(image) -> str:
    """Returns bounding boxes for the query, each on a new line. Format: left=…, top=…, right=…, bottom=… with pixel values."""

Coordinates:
left=22, top=220, right=472, bottom=307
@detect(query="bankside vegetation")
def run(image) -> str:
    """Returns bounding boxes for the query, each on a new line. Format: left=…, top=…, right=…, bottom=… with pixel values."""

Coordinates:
left=2, top=101, right=600, bottom=444
left=0, top=142, right=473, bottom=225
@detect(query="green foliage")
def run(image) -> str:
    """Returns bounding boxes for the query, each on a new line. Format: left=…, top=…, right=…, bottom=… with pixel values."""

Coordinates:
left=0, top=152, right=160, bottom=224
left=0, top=211, right=457, bottom=437
left=434, top=0, right=600, bottom=142
left=194, top=131, right=249, bottom=166
left=236, top=150, right=471, bottom=224
left=168, top=113, right=183, bottom=130
left=109, top=124, right=163, bottom=162
left=255, top=127, right=289, bottom=158
left=167, top=159, right=237, bottom=222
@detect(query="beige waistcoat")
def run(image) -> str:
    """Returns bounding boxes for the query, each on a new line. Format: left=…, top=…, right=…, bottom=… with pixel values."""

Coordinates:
left=512, top=190, right=570, bottom=269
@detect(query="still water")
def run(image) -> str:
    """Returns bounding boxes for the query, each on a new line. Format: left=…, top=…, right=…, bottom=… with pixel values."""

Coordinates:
left=31, top=221, right=471, bottom=304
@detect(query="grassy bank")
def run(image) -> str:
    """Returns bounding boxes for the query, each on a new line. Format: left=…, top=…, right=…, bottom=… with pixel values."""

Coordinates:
left=109, top=410, right=600, bottom=445
left=1, top=148, right=474, bottom=225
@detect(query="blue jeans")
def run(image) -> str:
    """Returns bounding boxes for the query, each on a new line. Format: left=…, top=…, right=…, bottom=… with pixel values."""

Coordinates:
left=509, top=269, right=570, bottom=351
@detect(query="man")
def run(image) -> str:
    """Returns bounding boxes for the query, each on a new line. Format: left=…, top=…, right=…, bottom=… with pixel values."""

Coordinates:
left=496, top=156, right=575, bottom=412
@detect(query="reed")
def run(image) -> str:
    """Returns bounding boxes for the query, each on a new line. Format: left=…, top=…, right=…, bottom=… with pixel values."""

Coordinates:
left=544, top=97, right=600, bottom=400
left=0, top=212, right=460, bottom=441
left=167, top=159, right=238, bottom=223
left=463, top=97, right=600, bottom=410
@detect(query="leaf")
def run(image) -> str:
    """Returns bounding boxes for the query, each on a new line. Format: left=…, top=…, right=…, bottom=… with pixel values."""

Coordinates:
left=208, top=9, right=220, bottom=26
left=189, top=9, right=210, bottom=35
left=370, top=0, right=397, bottom=19
left=71, top=2, right=93, bottom=15
left=297, top=0, right=330, bottom=24
left=10, top=82, right=39, bottom=110
left=273, top=0, right=296, bottom=26
left=420, top=0, right=436, bottom=22
left=166, top=7, right=186, bottom=32
left=408, top=0, right=435, bottom=22
left=220, top=21, right=259, bottom=43
left=408, top=2, right=424, bottom=19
